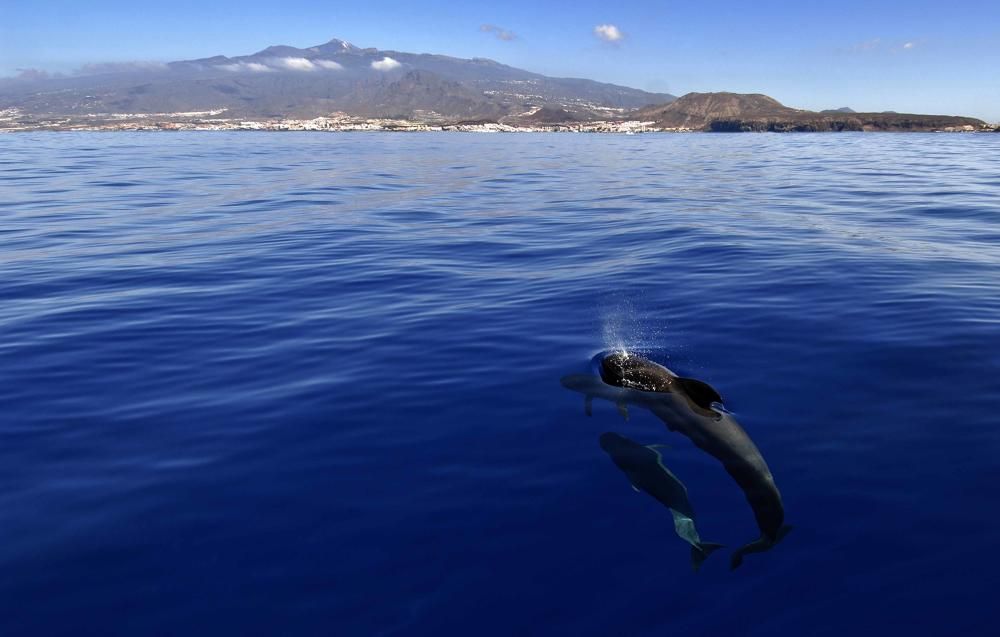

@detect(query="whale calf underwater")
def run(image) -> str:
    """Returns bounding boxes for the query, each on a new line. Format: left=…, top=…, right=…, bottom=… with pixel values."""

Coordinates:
left=562, top=351, right=791, bottom=569
left=599, top=432, right=724, bottom=571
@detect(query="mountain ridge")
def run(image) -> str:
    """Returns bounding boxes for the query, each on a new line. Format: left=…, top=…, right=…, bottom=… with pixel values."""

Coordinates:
left=634, top=91, right=987, bottom=132
left=2, top=38, right=992, bottom=132
left=0, top=37, right=675, bottom=121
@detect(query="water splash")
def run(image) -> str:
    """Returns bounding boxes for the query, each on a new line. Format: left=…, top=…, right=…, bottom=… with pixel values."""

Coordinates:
left=598, top=293, right=666, bottom=358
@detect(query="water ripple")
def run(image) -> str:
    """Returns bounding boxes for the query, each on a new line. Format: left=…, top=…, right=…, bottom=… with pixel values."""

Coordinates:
left=1, top=131, right=999, bottom=635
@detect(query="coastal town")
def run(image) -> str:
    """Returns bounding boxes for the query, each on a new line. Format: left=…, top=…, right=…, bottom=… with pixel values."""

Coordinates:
left=0, top=107, right=689, bottom=133
left=1, top=107, right=994, bottom=133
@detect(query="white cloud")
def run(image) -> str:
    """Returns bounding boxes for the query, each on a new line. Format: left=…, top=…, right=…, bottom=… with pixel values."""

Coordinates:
left=219, top=57, right=342, bottom=73
left=76, top=61, right=168, bottom=75
left=14, top=68, right=51, bottom=80
left=371, top=57, right=401, bottom=71
left=218, top=62, right=273, bottom=73
left=270, top=57, right=317, bottom=71
left=480, top=24, right=516, bottom=41
left=594, top=24, right=624, bottom=43
left=851, top=38, right=882, bottom=52
left=846, top=38, right=920, bottom=54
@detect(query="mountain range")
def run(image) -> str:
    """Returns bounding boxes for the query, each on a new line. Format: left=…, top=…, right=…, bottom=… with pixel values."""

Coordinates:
left=1, top=38, right=991, bottom=132
left=0, top=38, right=674, bottom=121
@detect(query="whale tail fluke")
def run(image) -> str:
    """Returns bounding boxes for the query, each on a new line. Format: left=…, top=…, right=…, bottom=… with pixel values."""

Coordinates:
left=691, top=542, right=725, bottom=572
left=730, top=525, right=793, bottom=570
left=776, top=524, right=793, bottom=543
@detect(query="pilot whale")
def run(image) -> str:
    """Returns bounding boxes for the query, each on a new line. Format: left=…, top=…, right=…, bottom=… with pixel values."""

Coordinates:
left=562, top=351, right=791, bottom=569
left=599, top=432, right=724, bottom=571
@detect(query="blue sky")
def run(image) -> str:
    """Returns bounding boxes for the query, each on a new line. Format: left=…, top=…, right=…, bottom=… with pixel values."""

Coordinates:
left=2, top=0, right=999, bottom=121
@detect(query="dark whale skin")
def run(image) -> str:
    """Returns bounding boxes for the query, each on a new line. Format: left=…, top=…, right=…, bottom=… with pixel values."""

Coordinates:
left=566, top=351, right=790, bottom=567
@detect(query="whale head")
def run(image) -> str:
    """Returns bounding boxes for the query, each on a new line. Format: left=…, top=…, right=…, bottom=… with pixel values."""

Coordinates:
left=598, top=432, right=649, bottom=469
left=599, top=351, right=674, bottom=392
left=598, top=431, right=631, bottom=453
left=600, top=351, right=724, bottom=413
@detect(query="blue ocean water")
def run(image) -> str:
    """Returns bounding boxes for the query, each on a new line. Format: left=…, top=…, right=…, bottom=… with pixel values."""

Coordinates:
left=1, top=131, right=999, bottom=636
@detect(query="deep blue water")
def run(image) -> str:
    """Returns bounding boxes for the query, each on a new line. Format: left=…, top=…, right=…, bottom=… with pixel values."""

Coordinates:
left=2, top=132, right=999, bottom=636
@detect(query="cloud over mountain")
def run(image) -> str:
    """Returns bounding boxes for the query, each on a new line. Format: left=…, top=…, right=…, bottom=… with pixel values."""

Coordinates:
left=270, top=57, right=318, bottom=71
left=219, top=61, right=273, bottom=72
left=0, top=36, right=676, bottom=121
left=77, top=61, right=168, bottom=75
left=14, top=68, right=53, bottom=81
left=371, top=57, right=401, bottom=71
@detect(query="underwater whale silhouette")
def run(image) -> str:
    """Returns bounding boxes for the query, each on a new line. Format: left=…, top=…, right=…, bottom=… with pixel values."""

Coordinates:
left=599, top=432, right=724, bottom=571
left=562, top=351, right=791, bottom=569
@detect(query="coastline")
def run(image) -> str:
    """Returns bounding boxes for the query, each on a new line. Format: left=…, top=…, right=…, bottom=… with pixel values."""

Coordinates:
left=2, top=121, right=995, bottom=133
left=0, top=110, right=674, bottom=133
left=3, top=108, right=994, bottom=134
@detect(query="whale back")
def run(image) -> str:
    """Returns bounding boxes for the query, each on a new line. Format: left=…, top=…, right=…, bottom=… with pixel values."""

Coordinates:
left=600, top=352, right=674, bottom=392
left=600, top=352, right=723, bottom=411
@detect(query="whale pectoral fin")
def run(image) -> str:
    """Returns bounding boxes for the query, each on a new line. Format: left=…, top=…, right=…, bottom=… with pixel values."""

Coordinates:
left=561, top=374, right=632, bottom=407
left=616, top=402, right=629, bottom=421
left=585, top=395, right=593, bottom=417
left=675, top=377, right=723, bottom=409
left=626, top=471, right=641, bottom=493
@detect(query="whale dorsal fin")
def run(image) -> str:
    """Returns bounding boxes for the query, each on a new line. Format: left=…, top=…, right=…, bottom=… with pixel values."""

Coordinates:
left=675, top=377, right=722, bottom=409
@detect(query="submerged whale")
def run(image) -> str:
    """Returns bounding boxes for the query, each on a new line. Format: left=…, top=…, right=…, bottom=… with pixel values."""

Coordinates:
left=562, top=351, right=791, bottom=569
left=599, top=432, right=724, bottom=571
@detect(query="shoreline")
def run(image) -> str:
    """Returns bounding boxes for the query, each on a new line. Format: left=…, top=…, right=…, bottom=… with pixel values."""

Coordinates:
left=2, top=110, right=995, bottom=134
left=2, top=124, right=995, bottom=134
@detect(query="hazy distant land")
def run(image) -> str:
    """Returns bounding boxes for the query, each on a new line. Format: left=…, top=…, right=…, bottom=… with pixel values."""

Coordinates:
left=1, top=38, right=995, bottom=133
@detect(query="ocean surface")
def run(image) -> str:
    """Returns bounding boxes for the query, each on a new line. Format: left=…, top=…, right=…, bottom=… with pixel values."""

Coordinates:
left=1, top=131, right=999, bottom=636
